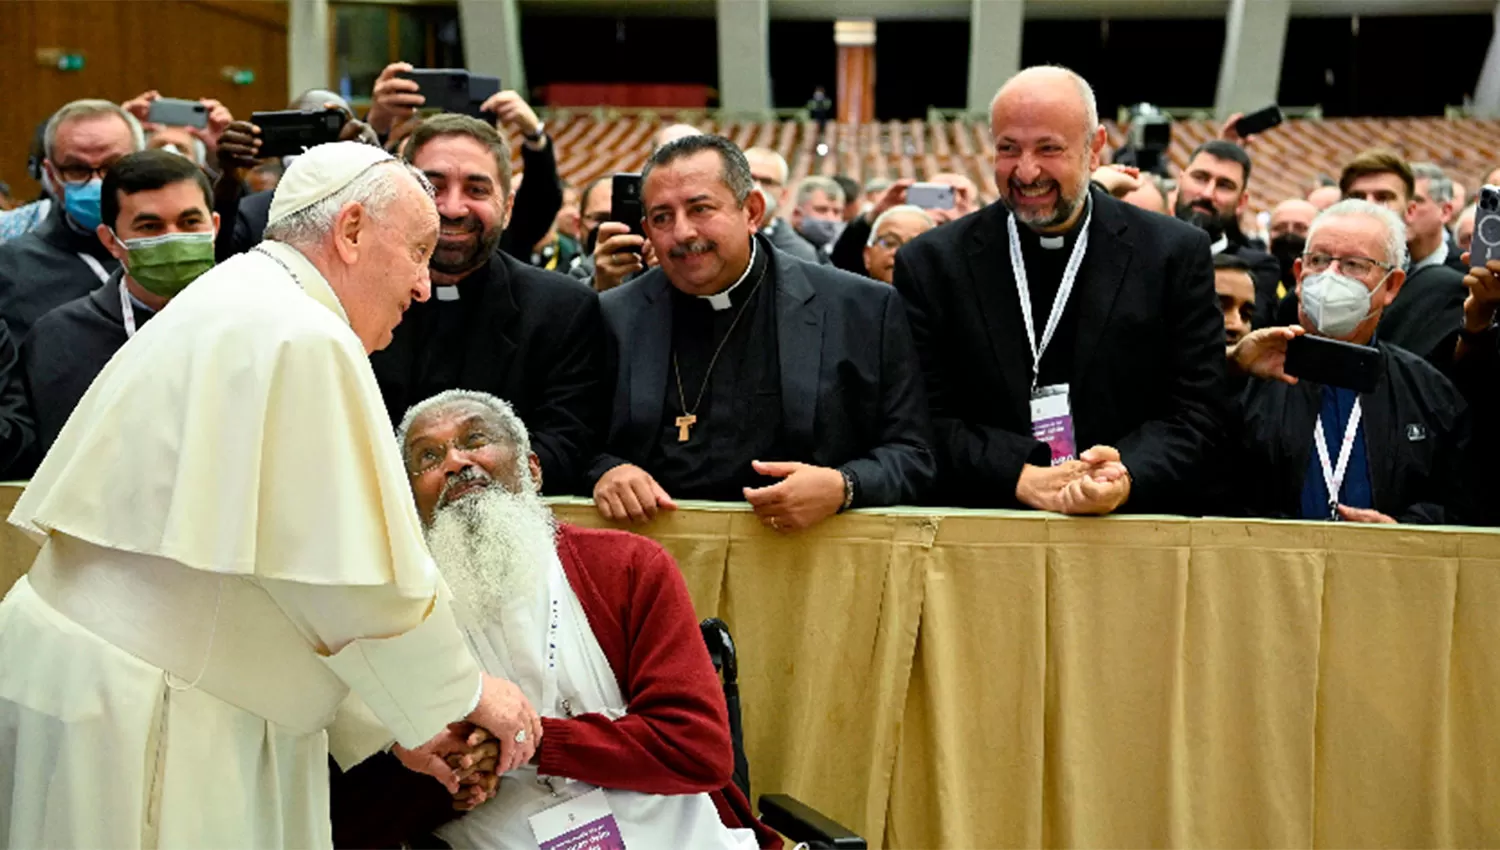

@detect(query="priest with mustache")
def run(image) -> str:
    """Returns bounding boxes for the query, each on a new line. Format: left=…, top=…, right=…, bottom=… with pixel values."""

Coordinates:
left=893, top=65, right=1230, bottom=514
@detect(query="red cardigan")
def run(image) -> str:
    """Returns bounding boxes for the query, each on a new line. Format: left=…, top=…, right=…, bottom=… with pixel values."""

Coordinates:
left=330, top=524, right=781, bottom=849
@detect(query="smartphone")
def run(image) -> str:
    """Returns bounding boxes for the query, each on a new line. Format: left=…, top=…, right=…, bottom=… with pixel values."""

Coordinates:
left=147, top=98, right=209, bottom=129
left=610, top=173, right=644, bottom=251
left=250, top=108, right=345, bottom=158
left=1473, top=186, right=1500, bottom=269
left=467, top=74, right=501, bottom=116
left=907, top=182, right=955, bottom=210
left=1284, top=334, right=1382, bottom=393
left=398, top=68, right=478, bottom=115
left=1235, top=104, right=1284, bottom=138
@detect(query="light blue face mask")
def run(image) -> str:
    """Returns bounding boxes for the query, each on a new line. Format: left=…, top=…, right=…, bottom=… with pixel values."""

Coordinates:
left=64, top=179, right=103, bottom=231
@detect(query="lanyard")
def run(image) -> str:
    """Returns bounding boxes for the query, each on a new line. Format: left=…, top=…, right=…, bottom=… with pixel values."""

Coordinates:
left=118, top=279, right=138, bottom=339
left=77, top=252, right=110, bottom=284
left=1313, top=398, right=1363, bottom=520
left=1006, top=207, right=1092, bottom=390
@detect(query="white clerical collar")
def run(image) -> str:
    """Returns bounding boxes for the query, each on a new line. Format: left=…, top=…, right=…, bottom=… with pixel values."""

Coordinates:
left=1034, top=194, right=1093, bottom=250
left=699, top=239, right=758, bottom=311
left=1209, top=234, right=1229, bottom=255
left=434, top=285, right=461, bottom=301
left=1039, top=235, right=1065, bottom=250
left=1412, top=239, right=1448, bottom=273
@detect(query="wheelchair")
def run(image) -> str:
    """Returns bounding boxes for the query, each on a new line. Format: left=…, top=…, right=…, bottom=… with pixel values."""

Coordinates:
left=699, top=618, right=867, bottom=850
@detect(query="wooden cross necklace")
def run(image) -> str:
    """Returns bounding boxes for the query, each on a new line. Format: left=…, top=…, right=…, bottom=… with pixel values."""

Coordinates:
left=672, top=262, right=769, bottom=442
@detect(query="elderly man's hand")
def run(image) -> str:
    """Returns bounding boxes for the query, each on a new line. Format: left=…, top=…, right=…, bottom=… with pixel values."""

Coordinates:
left=1229, top=325, right=1305, bottom=384
left=393, top=722, right=486, bottom=794
left=1053, top=447, right=1131, bottom=515
left=447, top=731, right=501, bottom=811
left=367, top=62, right=425, bottom=135
left=743, top=461, right=846, bottom=532
left=216, top=121, right=262, bottom=175
left=1092, top=164, right=1144, bottom=198
left=863, top=178, right=914, bottom=224
left=466, top=674, right=542, bottom=776
left=480, top=91, right=543, bottom=142
left=594, top=463, right=677, bottom=522
left=591, top=222, right=646, bottom=292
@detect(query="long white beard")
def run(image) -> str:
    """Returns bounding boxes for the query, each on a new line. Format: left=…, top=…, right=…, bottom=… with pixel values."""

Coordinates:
left=424, top=484, right=558, bottom=624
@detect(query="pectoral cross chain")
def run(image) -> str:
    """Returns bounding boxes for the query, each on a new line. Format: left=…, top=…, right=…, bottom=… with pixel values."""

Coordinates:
left=675, top=413, right=698, bottom=442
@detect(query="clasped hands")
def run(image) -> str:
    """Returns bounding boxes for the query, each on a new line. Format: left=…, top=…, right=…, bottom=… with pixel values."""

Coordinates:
left=1016, top=446, right=1131, bottom=515
left=394, top=674, right=542, bottom=810
left=594, top=460, right=845, bottom=531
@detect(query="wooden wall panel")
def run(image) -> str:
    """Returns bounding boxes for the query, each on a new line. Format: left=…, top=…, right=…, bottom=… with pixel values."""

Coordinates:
left=0, top=1, right=287, bottom=203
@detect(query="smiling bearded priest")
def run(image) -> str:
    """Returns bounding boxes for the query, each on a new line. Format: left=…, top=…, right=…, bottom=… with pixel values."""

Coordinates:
left=893, top=65, right=1230, bottom=515
left=0, top=142, right=548, bottom=849
left=330, top=390, right=779, bottom=850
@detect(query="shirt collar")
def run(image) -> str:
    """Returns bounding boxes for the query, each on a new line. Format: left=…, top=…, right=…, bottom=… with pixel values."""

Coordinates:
left=699, top=238, right=758, bottom=311
left=1411, top=239, right=1449, bottom=272
left=1209, top=234, right=1230, bottom=255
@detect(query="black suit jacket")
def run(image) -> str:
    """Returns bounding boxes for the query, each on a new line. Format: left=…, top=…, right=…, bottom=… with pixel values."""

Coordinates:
left=589, top=237, right=935, bottom=508
left=1232, top=341, right=1470, bottom=524
left=893, top=188, right=1230, bottom=512
left=1377, top=262, right=1467, bottom=371
left=371, top=250, right=608, bottom=494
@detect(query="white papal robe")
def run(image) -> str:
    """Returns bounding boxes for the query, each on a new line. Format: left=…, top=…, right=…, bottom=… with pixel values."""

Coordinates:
left=0, top=241, right=482, bottom=849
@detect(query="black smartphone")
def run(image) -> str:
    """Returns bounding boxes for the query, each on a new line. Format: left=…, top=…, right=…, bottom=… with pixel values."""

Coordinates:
left=610, top=173, right=644, bottom=252
left=466, top=74, right=501, bottom=117
left=398, top=68, right=476, bottom=115
left=1473, top=186, right=1500, bottom=269
left=147, top=97, right=209, bottom=129
left=1284, top=334, right=1382, bottom=393
left=250, top=108, right=345, bottom=158
left=1234, top=105, right=1284, bottom=138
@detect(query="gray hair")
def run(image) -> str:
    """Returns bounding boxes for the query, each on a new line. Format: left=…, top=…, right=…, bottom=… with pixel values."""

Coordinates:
left=397, top=390, right=534, bottom=481
left=744, top=146, right=789, bottom=184
left=864, top=176, right=893, bottom=197
left=264, top=160, right=431, bottom=248
left=1309, top=198, right=1409, bottom=269
left=795, top=175, right=845, bottom=208
left=45, top=99, right=145, bottom=161
left=1410, top=162, right=1454, bottom=204
left=867, top=204, right=935, bottom=245
left=991, top=65, right=1099, bottom=143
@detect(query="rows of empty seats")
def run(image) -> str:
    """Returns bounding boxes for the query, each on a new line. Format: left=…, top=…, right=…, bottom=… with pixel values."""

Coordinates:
left=535, top=114, right=1500, bottom=212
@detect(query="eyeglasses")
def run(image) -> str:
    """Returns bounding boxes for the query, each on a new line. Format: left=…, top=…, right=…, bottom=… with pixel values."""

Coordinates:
left=406, top=429, right=496, bottom=475
left=53, top=160, right=120, bottom=185
left=1301, top=252, right=1394, bottom=279
left=873, top=234, right=911, bottom=251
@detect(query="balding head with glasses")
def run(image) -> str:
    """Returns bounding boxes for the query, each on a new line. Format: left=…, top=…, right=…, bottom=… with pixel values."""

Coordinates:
left=1293, top=199, right=1407, bottom=344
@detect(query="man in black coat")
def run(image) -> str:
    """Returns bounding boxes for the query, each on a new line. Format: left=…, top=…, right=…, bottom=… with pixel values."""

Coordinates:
left=1173, top=140, right=1283, bottom=329
left=1226, top=200, right=1470, bottom=524
left=588, top=135, right=934, bottom=531
left=370, top=114, right=608, bottom=495
left=894, top=65, right=1229, bottom=515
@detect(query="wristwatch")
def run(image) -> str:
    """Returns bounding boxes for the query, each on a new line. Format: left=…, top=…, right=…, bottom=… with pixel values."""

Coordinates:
left=523, top=122, right=546, bottom=142
left=838, top=468, right=856, bottom=513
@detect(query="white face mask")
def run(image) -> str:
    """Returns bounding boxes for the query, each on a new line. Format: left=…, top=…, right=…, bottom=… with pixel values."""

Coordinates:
left=1300, top=269, right=1388, bottom=338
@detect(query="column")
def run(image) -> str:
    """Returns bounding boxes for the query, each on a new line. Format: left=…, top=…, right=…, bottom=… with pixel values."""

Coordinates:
left=1213, top=0, right=1290, bottom=120
left=287, top=0, right=330, bottom=103
left=1470, top=2, right=1500, bottom=117
left=457, top=0, right=526, bottom=97
left=717, top=0, right=771, bottom=116
left=835, top=19, right=875, bottom=124
left=966, top=0, right=1024, bottom=115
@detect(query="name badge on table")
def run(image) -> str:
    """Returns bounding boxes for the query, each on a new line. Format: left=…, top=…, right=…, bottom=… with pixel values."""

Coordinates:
left=1030, top=383, right=1076, bottom=465
left=529, top=787, right=627, bottom=850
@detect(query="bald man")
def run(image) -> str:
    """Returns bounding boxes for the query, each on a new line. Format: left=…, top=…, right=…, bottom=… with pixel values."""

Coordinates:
left=744, top=146, right=819, bottom=263
left=652, top=123, right=701, bottom=151
left=828, top=170, right=982, bottom=277
left=1306, top=184, right=1341, bottom=210
left=893, top=65, right=1228, bottom=515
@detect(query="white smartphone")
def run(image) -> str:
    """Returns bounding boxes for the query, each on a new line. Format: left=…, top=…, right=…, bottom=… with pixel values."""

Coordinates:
left=907, top=182, right=955, bottom=210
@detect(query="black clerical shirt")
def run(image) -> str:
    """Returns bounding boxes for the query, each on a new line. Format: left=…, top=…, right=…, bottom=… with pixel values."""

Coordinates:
left=402, top=276, right=483, bottom=404
left=1016, top=207, right=1088, bottom=389
left=648, top=241, right=787, bottom=500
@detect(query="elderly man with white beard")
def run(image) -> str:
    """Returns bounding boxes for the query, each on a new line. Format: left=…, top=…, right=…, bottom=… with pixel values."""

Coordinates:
left=329, top=389, right=782, bottom=850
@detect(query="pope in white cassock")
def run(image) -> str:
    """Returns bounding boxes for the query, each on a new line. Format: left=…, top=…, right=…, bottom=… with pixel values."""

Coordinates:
left=0, top=142, right=544, bottom=849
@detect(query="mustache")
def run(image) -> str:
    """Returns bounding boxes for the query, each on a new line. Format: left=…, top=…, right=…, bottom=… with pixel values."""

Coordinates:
left=439, top=214, right=482, bottom=234
left=669, top=239, right=716, bottom=258
left=438, top=465, right=492, bottom=507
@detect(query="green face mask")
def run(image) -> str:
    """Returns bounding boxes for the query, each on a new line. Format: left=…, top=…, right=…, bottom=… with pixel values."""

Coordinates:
left=114, top=230, right=216, bottom=298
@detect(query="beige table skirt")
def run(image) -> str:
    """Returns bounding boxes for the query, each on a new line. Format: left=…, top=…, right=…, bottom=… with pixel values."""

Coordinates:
left=2, top=486, right=1495, bottom=848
